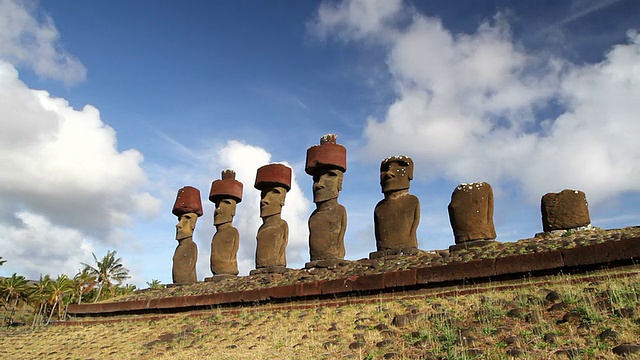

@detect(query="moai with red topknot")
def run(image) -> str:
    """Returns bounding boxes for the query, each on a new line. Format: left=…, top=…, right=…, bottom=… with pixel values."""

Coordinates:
left=371, top=155, right=421, bottom=258
left=252, top=163, right=292, bottom=274
left=206, top=170, right=243, bottom=281
left=448, top=182, right=497, bottom=251
left=305, top=134, right=348, bottom=268
left=172, top=186, right=203, bottom=284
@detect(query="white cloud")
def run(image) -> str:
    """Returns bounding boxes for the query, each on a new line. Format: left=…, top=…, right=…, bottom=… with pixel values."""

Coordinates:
left=314, top=1, right=640, bottom=205
left=0, top=212, right=94, bottom=277
left=0, top=0, right=86, bottom=84
left=0, top=60, right=160, bottom=279
left=311, top=0, right=404, bottom=42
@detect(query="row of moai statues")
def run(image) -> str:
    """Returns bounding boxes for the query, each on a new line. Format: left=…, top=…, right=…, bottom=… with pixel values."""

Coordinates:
left=170, top=134, right=592, bottom=284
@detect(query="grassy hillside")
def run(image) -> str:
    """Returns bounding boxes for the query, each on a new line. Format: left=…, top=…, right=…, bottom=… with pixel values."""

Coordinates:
left=1, top=266, right=639, bottom=359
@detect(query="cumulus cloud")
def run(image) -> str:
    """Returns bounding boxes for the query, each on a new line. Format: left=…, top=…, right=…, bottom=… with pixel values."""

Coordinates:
left=313, top=0, right=640, bottom=204
left=0, top=61, right=160, bottom=279
left=0, top=1, right=159, bottom=280
left=0, top=0, right=86, bottom=84
left=0, top=212, right=95, bottom=277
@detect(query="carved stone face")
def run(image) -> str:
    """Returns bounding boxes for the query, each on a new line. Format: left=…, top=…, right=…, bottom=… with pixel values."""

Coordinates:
left=260, top=186, right=287, bottom=218
left=214, top=198, right=237, bottom=225
left=380, top=160, right=411, bottom=193
left=176, top=212, right=197, bottom=240
left=312, top=168, right=343, bottom=203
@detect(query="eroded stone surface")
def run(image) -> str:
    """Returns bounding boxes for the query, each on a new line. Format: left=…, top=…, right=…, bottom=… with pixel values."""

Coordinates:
left=209, top=170, right=243, bottom=276
left=255, top=164, right=291, bottom=269
left=448, top=182, right=496, bottom=244
left=172, top=186, right=202, bottom=284
left=306, top=134, right=347, bottom=261
left=541, top=189, right=590, bottom=232
left=374, top=156, right=420, bottom=252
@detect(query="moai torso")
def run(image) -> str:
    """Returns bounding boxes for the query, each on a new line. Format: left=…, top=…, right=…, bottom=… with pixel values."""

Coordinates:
left=173, top=238, right=198, bottom=284
left=309, top=199, right=347, bottom=260
left=256, top=216, right=288, bottom=268
left=374, top=191, right=420, bottom=250
left=210, top=224, right=239, bottom=275
left=448, top=182, right=496, bottom=244
left=541, top=189, right=590, bottom=232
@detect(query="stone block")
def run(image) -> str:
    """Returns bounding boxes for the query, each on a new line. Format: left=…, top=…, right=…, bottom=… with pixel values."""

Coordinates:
left=241, top=288, right=269, bottom=302
left=269, top=284, right=301, bottom=299
left=562, top=237, right=640, bottom=267
left=352, top=273, right=385, bottom=291
left=321, top=276, right=357, bottom=295
left=417, top=259, right=495, bottom=284
left=300, top=281, right=323, bottom=297
left=383, top=269, right=417, bottom=288
left=495, top=251, right=564, bottom=275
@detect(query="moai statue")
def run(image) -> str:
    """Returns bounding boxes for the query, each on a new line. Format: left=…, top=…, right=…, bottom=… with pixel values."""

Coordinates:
left=253, top=163, right=291, bottom=273
left=448, top=182, right=497, bottom=251
left=172, top=186, right=202, bottom=284
left=540, top=189, right=591, bottom=233
left=372, top=155, right=420, bottom=258
left=206, top=169, right=243, bottom=281
left=305, top=134, right=348, bottom=267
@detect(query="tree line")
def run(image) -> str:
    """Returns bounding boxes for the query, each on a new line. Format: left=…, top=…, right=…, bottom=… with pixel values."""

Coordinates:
left=0, top=251, right=164, bottom=327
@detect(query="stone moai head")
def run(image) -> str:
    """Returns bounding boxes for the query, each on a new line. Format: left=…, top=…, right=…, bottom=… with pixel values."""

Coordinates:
left=254, top=163, right=292, bottom=218
left=380, top=155, right=414, bottom=194
left=306, top=134, right=347, bottom=203
left=172, top=186, right=203, bottom=240
left=209, top=169, right=243, bottom=226
left=541, top=189, right=591, bottom=232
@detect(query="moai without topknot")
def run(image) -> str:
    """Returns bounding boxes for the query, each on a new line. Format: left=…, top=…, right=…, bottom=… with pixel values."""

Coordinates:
left=540, top=189, right=591, bottom=233
left=172, top=186, right=202, bottom=284
left=372, top=155, right=420, bottom=258
left=206, top=169, right=243, bottom=281
left=253, top=163, right=292, bottom=273
left=448, top=182, right=497, bottom=251
left=305, top=134, right=348, bottom=267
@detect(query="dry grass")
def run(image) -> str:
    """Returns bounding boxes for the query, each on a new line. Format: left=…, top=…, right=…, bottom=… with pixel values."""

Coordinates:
left=1, top=267, right=640, bottom=360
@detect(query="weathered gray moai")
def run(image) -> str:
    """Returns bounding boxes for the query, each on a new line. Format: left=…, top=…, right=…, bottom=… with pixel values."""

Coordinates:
left=253, top=163, right=291, bottom=272
left=206, top=170, right=243, bottom=280
left=172, top=186, right=202, bottom=284
left=541, top=189, right=591, bottom=232
left=448, top=182, right=497, bottom=251
left=306, top=134, right=348, bottom=266
left=372, top=155, right=420, bottom=258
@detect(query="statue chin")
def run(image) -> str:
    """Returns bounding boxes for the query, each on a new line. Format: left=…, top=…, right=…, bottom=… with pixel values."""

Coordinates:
left=260, top=207, right=281, bottom=218
left=313, top=192, right=338, bottom=203
left=382, top=182, right=409, bottom=194
left=214, top=216, right=233, bottom=226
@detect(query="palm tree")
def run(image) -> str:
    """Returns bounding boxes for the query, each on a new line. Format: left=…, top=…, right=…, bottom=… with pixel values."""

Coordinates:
left=30, top=274, right=53, bottom=327
left=146, top=279, right=164, bottom=290
left=0, top=273, right=32, bottom=326
left=73, top=268, right=97, bottom=304
left=46, top=275, right=74, bottom=324
left=81, top=250, right=130, bottom=303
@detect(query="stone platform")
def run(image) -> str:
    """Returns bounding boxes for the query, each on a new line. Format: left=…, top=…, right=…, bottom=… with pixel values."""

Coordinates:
left=67, top=227, right=640, bottom=317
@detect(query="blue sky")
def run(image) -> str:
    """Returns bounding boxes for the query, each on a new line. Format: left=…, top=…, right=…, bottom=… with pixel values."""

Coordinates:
left=1, top=0, right=639, bottom=287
